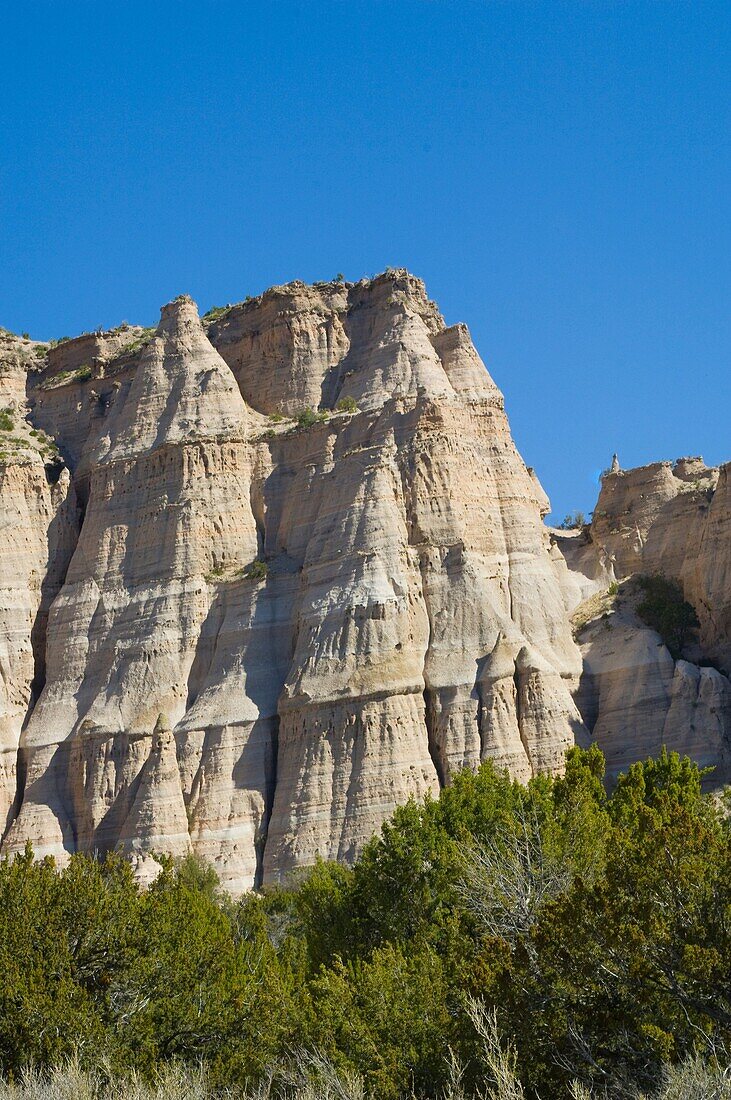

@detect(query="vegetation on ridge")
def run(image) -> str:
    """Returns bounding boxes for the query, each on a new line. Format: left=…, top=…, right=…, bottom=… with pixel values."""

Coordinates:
left=0, top=747, right=728, bottom=1098
left=37, top=364, right=93, bottom=390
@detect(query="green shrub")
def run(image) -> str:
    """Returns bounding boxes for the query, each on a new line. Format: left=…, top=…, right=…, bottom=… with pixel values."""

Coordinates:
left=558, top=511, right=586, bottom=530
left=268, top=413, right=284, bottom=423
left=608, top=580, right=619, bottom=597
left=0, top=748, right=726, bottom=1099
left=202, top=305, right=231, bottom=324
left=336, top=396, right=358, bottom=414
left=117, top=328, right=156, bottom=357
left=0, top=409, right=14, bottom=432
left=636, top=574, right=699, bottom=658
left=295, top=407, right=319, bottom=429
left=38, top=364, right=92, bottom=390
left=243, top=559, right=268, bottom=581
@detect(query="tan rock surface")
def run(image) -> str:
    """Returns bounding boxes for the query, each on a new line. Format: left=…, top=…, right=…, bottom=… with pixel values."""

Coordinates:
left=553, top=460, right=731, bottom=784
left=4, top=275, right=730, bottom=892
left=0, top=271, right=614, bottom=891
left=577, top=456, right=730, bottom=671
left=572, top=590, right=731, bottom=784
left=0, top=331, right=79, bottom=835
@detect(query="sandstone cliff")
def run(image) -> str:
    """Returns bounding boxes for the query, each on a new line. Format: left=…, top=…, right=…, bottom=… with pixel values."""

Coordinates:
left=4, top=276, right=729, bottom=890
left=0, top=272, right=588, bottom=891
left=553, top=457, right=731, bottom=783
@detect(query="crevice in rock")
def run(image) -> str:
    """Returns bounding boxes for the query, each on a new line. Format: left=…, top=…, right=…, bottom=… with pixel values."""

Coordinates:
left=513, top=662, right=533, bottom=774
left=185, top=596, right=225, bottom=712
left=249, top=477, right=267, bottom=561
left=2, top=746, right=27, bottom=844
left=423, top=688, right=445, bottom=788
left=474, top=654, right=489, bottom=761
left=255, top=713, right=279, bottom=890
left=43, top=458, right=65, bottom=486
left=26, top=498, right=83, bottom=724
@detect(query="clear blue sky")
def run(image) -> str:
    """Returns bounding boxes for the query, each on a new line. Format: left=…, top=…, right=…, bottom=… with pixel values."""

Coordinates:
left=2, top=1, right=729, bottom=521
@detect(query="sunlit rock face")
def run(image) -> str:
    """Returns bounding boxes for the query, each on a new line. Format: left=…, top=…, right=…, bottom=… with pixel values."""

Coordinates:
left=551, top=457, right=731, bottom=785
left=1, top=271, right=590, bottom=890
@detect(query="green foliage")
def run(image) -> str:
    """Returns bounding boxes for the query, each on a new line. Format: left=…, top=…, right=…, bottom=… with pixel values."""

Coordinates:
left=293, top=407, right=328, bottom=429
left=38, top=364, right=94, bottom=390
left=202, top=305, right=231, bottom=324
left=636, top=573, right=699, bottom=657
left=243, top=559, right=268, bottom=581
left=295, top=407, right=318, bottom=428
left=0, top=748, right=728, bottom=1099
left=336, top=396, right=358, bottom=413
left=0, top=409, right=14, bottom=432
left=207, top=560, right=268, bottom=583
left=117, top=328, right=156, bottom=357
left=268, top=412, right=284, bottom=423
left=558, top=511, right=586, bottom=530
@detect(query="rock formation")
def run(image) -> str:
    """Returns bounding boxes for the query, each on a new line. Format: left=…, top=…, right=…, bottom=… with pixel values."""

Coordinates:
left=552, top=457, right=731, bottom=783
left=2, top=273, right=729, bottom=892
left=0, top=272, right=588, bottom=892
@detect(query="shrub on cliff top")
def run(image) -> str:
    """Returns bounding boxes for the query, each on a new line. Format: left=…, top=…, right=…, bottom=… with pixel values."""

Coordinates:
left=202, top=305, right=231, bottom=324
left=558, top=510, right=586, bottom=530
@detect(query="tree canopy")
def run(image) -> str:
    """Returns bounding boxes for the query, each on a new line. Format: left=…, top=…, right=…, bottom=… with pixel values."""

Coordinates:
left=0, top=746, right=728, bottom=1099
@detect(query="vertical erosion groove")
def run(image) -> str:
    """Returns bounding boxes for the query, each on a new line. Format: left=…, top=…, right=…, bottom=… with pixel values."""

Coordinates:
left=513, top=662, right=533, bottom=776
left=423, top=688, right=445, bottom=788
left=255, top=714, right=279, bottom=889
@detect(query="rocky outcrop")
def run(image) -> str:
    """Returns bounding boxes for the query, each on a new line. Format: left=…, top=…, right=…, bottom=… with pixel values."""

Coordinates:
left=0, top=272, right=587, bottom=890
left=552, top=457, right=731, bottom=784
left=4, top=272, right=728, bottom=892
left=0, top=331, right=79, bottom=834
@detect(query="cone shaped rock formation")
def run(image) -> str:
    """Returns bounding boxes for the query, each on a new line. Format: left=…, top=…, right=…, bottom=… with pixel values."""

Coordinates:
left=0, top=271, right=728, bottom=891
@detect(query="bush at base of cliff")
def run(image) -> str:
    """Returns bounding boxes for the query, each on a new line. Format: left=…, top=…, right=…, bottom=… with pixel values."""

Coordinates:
left=0, top=747, right=728, bottom=1098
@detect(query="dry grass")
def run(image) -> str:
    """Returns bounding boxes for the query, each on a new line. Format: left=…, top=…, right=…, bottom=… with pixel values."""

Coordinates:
left=0, top=1037, right=727, bottom=1100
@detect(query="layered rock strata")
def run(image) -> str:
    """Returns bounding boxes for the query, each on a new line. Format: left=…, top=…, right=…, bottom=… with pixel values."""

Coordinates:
left=552, top=458, right=731, bottom=783
left=0, top=272, right=587, bottom=890
left=0, top=331, right=79, bottom=835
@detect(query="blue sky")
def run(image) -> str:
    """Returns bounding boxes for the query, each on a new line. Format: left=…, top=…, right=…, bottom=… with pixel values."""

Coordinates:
left=2, top=1, right=729, bottom=521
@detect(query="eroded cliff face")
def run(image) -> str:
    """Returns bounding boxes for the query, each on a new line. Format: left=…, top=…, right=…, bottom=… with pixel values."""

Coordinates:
left=0, top=331, right=80, bottom=836
left=552, top=458, right=731, bottom=783
left=0, top=271, right=587, bottom=890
